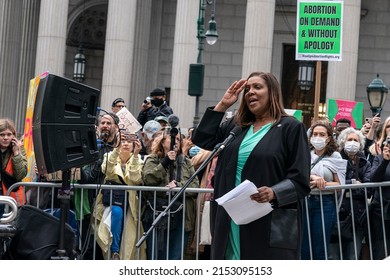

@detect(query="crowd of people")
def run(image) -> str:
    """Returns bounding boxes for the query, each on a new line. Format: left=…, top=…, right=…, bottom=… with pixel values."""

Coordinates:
left=1, top=76, right=390, bottom=261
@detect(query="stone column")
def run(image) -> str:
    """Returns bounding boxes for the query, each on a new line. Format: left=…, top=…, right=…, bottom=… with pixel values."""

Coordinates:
left=146, top=0, right=164, bottom=91
left=34, top=0, right=69, bottom=76
left=169, top=0, right=198, bottom=129
left=101, top=0, right=137, bottom=111
left=242, top=0, right=276, bottom=77
left=129, top=0, right=152, bottom=115
left=15, top=0, right=41, bottom=131
left=0, top=0, right=23, bottom=120
left=326, top=0, right=361, bottom=101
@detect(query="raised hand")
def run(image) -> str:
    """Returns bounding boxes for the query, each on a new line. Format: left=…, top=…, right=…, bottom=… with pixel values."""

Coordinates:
left=214, top=79, right=247, bottom=112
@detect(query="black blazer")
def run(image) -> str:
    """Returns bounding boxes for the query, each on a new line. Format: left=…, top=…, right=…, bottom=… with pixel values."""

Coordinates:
left=193, top=107, right=311, bottom=260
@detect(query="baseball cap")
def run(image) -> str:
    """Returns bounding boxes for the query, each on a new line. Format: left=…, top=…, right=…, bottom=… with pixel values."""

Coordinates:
left=112, top=98, right=125, bottom=107
left=154, top=116, right=168, bottom=124
left=150, top=88, right=166, bottom=97
left=143, top=120, right=161, bottom=139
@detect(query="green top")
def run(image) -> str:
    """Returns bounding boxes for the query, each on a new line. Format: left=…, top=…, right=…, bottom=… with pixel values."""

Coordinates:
left=225, top=123, right=272, bottom=260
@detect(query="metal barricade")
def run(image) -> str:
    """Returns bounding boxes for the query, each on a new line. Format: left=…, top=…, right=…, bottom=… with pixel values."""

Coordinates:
left=303, top=182, right=390, bottom=260
left=6, top=181, right=390, bottom=260
left=0, top=196, right=18, bottom=259
left=0, top=196, right=18, bottom=224
left=6, top=181, right=213, bottom=260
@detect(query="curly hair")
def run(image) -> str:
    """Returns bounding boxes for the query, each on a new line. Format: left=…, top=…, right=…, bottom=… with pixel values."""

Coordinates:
left=337, top=127, right=365, bottom=151
left=308, top=121, right=338, bottom=156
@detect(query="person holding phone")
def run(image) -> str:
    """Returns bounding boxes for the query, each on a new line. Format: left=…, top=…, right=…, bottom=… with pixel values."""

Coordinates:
left=0, top=118, right=27, bottom=218
left=96, top=131, right=145, bottom=260
left=369, top=116, right=390, bottom=259
left=361, top=114, right=381, bottom=160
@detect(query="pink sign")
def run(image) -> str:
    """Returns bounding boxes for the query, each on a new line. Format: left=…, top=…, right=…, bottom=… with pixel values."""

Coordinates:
left=328, top=99, right=364, bottom=129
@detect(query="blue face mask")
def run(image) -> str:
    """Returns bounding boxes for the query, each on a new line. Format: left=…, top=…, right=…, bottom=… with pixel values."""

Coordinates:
left=189, top=146, right=200, bottom=157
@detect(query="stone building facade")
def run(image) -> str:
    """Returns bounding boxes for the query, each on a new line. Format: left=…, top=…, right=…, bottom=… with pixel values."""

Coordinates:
left=0, top=0, right=389, bottom=131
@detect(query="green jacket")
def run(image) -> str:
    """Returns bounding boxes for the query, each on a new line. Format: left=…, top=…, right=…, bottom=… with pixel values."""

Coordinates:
left=142, top=154, right=199, bottom=231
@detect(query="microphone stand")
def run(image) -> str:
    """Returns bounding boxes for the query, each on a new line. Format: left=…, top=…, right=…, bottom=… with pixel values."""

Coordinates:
left=136, top=138, right=228, bottom=248
left=51, top=169, right=72, bottom=260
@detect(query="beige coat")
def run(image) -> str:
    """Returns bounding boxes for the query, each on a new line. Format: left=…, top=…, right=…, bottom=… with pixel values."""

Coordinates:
left=93, top=148, right=146, bottom=260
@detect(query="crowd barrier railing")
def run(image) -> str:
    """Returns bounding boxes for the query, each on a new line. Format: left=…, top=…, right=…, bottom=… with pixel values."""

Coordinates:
left=5, top=181, right=390, bottom=260
left=303, top=181, right=390, bottom=260
left=6, top=181, right=213, bottom=260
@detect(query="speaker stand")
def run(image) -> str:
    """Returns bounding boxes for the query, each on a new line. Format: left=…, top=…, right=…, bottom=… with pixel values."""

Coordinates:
left=51, top=169, right=72, bottom=260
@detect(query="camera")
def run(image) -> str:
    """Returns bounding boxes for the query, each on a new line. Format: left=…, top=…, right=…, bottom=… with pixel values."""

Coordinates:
left=387, top=137, right=390, bottom=146
left=143, top=96, right=152, bottom=104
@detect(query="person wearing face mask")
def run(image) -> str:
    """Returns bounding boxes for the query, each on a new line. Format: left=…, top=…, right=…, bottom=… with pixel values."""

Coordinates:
left=301, top=121, right=347, bottom=260
left=137, top=88, right=173, bottom=127
left=328, top=128, right=371, bottom=260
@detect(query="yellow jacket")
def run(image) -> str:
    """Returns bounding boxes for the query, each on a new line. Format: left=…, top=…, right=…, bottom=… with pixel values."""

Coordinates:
left=94, top=148, right=146, bottom=260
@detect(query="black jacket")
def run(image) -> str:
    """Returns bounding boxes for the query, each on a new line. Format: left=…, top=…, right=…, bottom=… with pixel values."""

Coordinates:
left=137, top=102, right=173, bottom=126
left=193, top=108, right=310, bottom=260
left=338, top=150, right=371, bottom=217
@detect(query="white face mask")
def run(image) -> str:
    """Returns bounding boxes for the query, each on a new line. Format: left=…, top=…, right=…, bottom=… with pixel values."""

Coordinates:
left=310, top=137, right=327, bottom=151
left=344, top=140, right=360, bottom=155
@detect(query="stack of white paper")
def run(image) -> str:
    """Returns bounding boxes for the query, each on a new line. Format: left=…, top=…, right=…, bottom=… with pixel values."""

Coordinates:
left=215, top=179, right=273, bottom=225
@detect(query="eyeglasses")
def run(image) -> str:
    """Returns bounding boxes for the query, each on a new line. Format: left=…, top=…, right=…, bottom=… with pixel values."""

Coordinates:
left=0, top=133, right=13, bottom=138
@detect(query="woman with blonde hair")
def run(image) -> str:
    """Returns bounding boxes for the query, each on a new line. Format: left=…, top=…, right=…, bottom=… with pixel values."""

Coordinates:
left=369, top=116, right=390, bottom=259
left=95, top=133, right=146, bottom=260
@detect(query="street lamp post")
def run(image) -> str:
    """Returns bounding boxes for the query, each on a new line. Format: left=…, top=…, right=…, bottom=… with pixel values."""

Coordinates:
left=367, top=74, right=388, bottom=117
left=188, top=0, right=218, bottom=127
left=297, top=60, right=322, bottom=122
left=73, top=47, right=86, bottom=82
left=73, top=1, right=87, bottom=82
left=297, top=61, right=315, bottom=91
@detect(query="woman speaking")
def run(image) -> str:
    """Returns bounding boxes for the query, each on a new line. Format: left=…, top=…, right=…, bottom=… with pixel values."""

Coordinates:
left=192, top=72, right=310, bottom=260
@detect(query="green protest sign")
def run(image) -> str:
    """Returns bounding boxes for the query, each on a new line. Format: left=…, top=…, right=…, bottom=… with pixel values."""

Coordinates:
left=296, top=1, right=343, bottom=61
left=285, top=109, right=303, bottom=121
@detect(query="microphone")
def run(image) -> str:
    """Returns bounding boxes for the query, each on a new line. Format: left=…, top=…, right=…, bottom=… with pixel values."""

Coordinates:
left=169, top=127, right=179, bottom=151
left=100, top=132, right=109, bottom=141
left=215, top=126, right=243, bottom=153
left=168, top=115, right=180, bottom=181
left=168, top=114, right=179, bottom=128
left=169, top=127, right=179, bottom=181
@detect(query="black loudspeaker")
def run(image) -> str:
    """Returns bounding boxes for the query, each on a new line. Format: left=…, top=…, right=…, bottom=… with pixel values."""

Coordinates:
left=32, top=73, right=100, bottom=174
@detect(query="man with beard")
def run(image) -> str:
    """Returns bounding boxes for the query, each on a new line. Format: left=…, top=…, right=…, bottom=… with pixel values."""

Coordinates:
left=81, top=112, right=119, bottom=185
left=137, top=88, right=173, bottom=127
left=78, top=112, right=119, bottom=259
